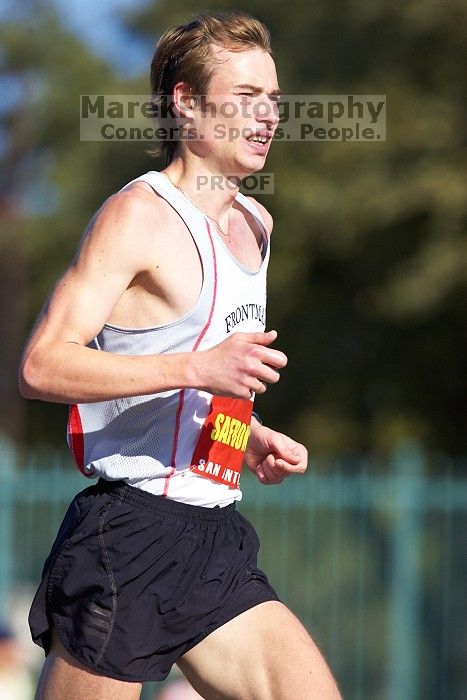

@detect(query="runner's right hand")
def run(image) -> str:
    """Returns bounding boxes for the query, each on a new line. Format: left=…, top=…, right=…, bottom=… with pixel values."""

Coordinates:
left=193, top=330, right=287, bottom=399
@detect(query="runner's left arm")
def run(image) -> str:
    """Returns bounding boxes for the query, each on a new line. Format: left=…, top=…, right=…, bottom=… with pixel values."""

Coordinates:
left=244, top=417, right=308, bottom=484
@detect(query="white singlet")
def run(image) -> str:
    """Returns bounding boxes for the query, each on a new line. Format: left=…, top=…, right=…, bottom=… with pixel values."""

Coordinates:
left=67, top=171, right=270, bottom=507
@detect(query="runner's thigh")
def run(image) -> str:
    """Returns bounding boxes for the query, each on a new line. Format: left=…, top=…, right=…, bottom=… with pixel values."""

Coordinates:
left=177, top=600, right=342, bottom=700
left=35, top=629, right=142, bottom=700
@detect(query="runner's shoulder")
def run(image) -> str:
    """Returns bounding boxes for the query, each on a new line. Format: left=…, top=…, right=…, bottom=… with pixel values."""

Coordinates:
left=86, top=181, right=172, bottom=248
left=245, top=196, right=273, bottom=235
left=102, top=180, right=171, bottom=227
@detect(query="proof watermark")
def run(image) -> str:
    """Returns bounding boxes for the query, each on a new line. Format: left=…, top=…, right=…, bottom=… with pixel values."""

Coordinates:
left=194, top=173, right=274, bottom=195
left=80, top=94, right=386, bottom=143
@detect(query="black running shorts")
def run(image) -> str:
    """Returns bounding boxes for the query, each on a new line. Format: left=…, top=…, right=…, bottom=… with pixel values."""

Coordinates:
left=29, top=478, right=279, bottom=682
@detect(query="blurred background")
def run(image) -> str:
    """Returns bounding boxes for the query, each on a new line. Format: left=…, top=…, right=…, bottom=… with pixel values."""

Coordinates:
left=1, top=0, right=466, bottom=697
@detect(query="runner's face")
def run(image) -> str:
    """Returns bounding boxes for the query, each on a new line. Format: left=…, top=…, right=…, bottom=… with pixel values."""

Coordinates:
left=191, top=46, right=280, bottom=175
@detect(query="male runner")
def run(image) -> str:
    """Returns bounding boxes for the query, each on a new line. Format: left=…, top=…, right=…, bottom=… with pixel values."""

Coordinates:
left=20, top=10, right=342, bottom=699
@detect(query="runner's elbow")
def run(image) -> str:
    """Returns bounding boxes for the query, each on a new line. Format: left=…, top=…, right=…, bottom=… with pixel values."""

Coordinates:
left=19, top=349, right=51, bottom=400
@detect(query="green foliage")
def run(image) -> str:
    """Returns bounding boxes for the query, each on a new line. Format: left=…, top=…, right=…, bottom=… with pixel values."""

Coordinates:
left=2, top=0, right=467, bottom=458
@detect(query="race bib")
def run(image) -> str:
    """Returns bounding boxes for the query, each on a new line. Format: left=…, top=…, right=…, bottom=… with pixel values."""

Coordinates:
left=190, top=396, right=253, bottom=489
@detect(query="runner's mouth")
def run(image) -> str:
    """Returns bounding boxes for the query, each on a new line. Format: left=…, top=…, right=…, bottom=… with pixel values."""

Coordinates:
left=245, top=132, right=272, bottom=152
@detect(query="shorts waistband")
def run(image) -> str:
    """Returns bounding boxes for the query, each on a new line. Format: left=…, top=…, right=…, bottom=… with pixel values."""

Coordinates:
left=95, top=478, right=237, bottom=523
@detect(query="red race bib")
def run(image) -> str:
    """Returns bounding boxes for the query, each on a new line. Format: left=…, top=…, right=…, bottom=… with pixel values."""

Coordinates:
left=190, top=396, right=253, bottom=489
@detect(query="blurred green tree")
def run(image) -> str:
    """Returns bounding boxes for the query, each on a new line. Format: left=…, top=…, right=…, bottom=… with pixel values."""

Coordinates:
left=0, top=1, right=156, bottom=445
left=2, top=0, right=466, bottom=461
left=126, top=0, right=467, bottom=458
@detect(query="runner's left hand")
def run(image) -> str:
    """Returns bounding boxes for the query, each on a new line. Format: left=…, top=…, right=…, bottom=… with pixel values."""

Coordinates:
left=244, top=423, right=308, bottom=484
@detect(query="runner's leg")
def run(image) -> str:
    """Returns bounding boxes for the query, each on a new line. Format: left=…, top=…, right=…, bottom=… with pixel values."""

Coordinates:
left=34, top=628, right=142, bottom=700
left=177, top=601, right=342, bottom=700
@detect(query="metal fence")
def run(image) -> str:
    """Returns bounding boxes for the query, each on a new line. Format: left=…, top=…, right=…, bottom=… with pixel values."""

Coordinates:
left=1, top=438, right=466, bottom=699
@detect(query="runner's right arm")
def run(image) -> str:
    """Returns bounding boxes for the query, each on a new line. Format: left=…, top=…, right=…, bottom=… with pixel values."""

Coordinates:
left=19, top=188, right=286, bottom=404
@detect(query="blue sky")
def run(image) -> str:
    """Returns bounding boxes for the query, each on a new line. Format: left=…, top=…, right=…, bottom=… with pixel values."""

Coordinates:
left=52, top=0, right=152, bottom=76
left=1, top=0, right=152, bottom=75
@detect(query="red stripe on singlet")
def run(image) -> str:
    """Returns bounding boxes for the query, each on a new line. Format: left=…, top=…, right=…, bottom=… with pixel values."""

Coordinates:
left=163, top=220, right=218, bottom=497
left=68, top=404, right=88, bottom=476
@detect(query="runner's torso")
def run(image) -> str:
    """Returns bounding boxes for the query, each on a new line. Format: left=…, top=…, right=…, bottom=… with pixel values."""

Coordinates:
left=67, top=170, right=270, bottom=507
